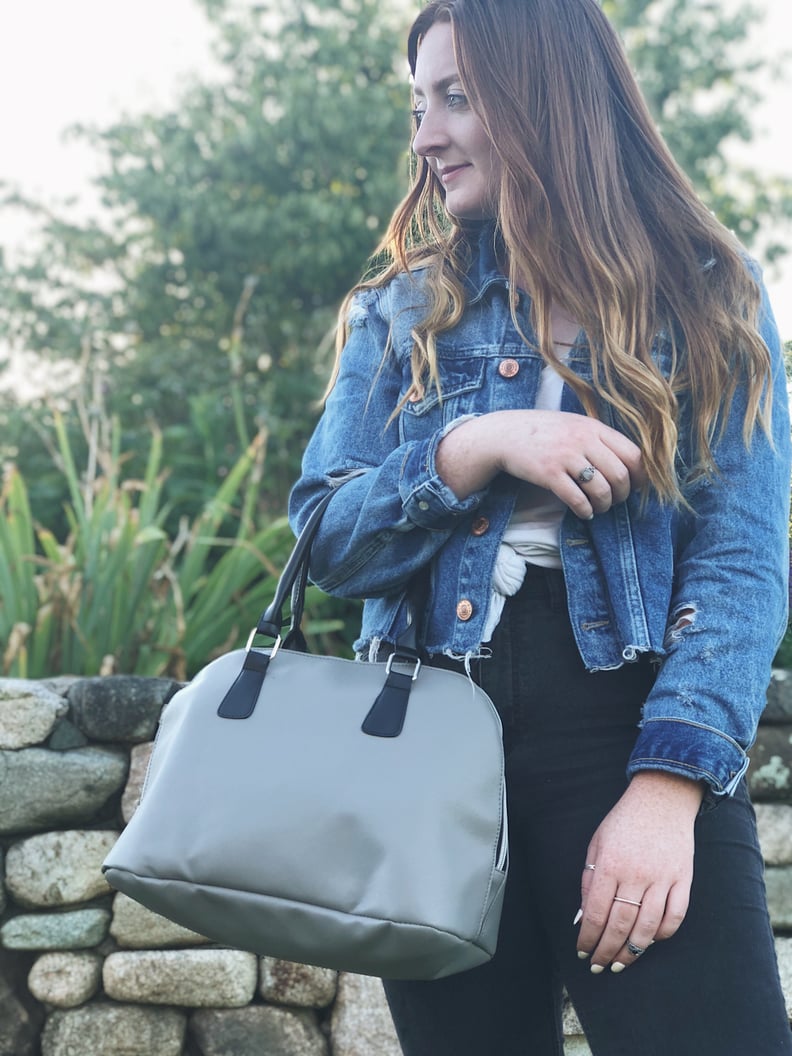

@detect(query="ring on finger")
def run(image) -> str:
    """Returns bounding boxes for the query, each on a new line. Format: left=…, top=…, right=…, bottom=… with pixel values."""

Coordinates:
left=613, top=896, right=642, bottom=907
left=626, top=941, right=646, bottom=957
left=584, top=863, right=596, bottom=871
left=577, top=465, right=596, bottom=484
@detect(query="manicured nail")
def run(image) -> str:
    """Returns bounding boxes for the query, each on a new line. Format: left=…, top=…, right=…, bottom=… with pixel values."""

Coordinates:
left=610, top=962, right=626, bottom=974
left=573, top=908, right=583, bottom=926
left=577, top=950, right=589, bottom=960
left=590, top=963, right=605, bottom=974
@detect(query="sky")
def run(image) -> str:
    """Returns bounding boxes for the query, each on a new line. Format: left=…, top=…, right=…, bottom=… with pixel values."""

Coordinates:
left=0, top=0, right=790, bottom=338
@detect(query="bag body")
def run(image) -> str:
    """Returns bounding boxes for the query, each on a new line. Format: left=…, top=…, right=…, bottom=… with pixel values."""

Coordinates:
left=103, top=647, right=507, bottom=979
left=103, top=489, right=508, bottom=980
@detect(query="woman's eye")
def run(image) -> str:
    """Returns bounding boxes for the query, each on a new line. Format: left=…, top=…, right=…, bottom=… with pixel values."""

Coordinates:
left=447, top=92, right=468, bottom=109
left=412, top=108, right=426, bottom=128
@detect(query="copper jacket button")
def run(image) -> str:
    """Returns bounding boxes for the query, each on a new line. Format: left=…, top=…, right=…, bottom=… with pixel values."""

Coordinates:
left=498, top=359, right=520, bottom=378
left=456, top=599, right=474, bottom=621
left=471, top=516, right=490, bottom=536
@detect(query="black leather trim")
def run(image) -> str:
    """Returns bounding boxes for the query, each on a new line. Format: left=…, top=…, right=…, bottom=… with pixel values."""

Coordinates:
left=361, top=668, right=414, bottom=737
left=217, top=650, right=270, bottom=719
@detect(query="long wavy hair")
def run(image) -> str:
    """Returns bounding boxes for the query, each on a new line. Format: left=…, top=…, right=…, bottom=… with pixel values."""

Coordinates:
left=332, top=0, right=772, bottom=503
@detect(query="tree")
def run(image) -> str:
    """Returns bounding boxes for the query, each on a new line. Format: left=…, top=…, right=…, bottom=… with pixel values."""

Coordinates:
left=1, top=0, right=412, bottom=518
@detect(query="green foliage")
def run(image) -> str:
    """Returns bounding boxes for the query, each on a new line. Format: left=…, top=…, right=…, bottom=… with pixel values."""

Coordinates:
left=0, top=414, right=359, bottom=680
left=776, top=624, right=792, bottom=669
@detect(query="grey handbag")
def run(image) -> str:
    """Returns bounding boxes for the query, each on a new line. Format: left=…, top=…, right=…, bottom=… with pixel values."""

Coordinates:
left=102, top=489, right=508, bottom=980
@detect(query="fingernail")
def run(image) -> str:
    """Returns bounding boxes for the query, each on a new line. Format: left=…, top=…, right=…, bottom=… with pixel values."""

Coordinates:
left=610, top=962, right=626, bottom=974
left=573, top=908, right=583, bottom=926
left=590, top=963, right=605, bottom=974
left=577, top=950, right=589, bottom=960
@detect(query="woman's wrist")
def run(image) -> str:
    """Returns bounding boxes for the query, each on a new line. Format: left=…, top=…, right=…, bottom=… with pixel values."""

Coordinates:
left=436, top=414, right=504, bottom=499
left=627, top=770, right=705, bottom=815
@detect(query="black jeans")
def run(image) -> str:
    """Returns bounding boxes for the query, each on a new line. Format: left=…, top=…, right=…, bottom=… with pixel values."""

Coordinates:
left=384, top=566, right=792, bottom=1056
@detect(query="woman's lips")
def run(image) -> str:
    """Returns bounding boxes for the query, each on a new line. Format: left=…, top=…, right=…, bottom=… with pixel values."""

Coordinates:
left=439, top=164, right=470, bottom=183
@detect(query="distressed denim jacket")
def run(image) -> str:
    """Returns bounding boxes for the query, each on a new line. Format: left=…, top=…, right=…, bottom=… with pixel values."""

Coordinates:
left=289, top=227, right=791, bottom=797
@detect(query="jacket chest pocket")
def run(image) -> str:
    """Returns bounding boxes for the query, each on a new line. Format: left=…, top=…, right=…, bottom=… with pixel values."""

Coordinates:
left=398, top=357, right=487, bottom=443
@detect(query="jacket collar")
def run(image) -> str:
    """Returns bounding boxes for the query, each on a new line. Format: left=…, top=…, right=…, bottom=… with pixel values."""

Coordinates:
left=460, top=222, right=510, bottom=304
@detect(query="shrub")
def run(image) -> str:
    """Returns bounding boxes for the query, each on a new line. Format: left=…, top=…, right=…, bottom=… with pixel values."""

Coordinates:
left=0, top=414, right=350, bottom=680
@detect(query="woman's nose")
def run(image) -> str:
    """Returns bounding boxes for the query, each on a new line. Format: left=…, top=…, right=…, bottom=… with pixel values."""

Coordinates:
left=412, top=107, right=450, bottom=158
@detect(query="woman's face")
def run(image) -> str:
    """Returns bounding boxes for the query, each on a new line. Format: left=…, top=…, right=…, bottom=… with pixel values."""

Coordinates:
left=412, top=21, right=501, bottom=221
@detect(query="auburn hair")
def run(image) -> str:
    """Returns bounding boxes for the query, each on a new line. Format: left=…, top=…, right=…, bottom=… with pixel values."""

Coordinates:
left=332, top=0, right=772, bottom=503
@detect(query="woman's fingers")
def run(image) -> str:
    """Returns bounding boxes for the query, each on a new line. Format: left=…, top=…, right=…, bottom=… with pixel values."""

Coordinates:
left=438, top=409, right=645, bottom=511
left=496, top=410, right=645, bottom=517
left=580, top=884, right=668, bottom=973
left=575, top=773, right=701, bottom=973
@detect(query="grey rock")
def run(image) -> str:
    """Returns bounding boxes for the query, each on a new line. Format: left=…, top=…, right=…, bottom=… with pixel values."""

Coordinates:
left=1, top=908, right=110, bottom=950
left=110, top=892, right=210, bottom=948
left=28, top=952, right=103, bottom=1009
left=259, top=957, right=337, bottom=1008
left=0, top=746, right=127, bottom=835
left=747, top=725, right=792, bottom=800
left=47, top=719, right=88, bottom=752
left=564, top=1039, right=593, bottom=1056
left=121, top=741, right=154, bottom=822
left=103, top=949, right=257, bottom=1007
left=562, top=992, right=583, bottom=1036
left=67, top=675, right=176, bottom=742
left=755, top=803, right=792, bottom=865
left=40, top=676, right=80, bottom=697
left=330, top=974, right=401, bottom=1056
left=0, top=679, right=68, bottom=749
left=5, top=830, right=117, bottom=907
left=41, top=1002, right=186, bottom=1056
left=777, top=937, right=792, bottom=1016
left=765, top=669, right=792, bottom=723
left=765, top=867, right=792, bottom=930
left=190, top=1006, right=328, bottom=1056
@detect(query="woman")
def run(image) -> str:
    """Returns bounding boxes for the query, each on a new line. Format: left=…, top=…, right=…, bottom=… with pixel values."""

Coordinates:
left=289, top=0, right=792, bottom=1052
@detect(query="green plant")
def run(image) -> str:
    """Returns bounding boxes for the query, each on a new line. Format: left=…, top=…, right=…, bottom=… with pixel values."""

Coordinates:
left=774, top=624, right=792, bottom=670
left=0, top=412, right=350, bottom=680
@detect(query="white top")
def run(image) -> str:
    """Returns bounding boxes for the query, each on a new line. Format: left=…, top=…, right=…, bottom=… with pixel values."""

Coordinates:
left=482, top=352, right=568, bottom=642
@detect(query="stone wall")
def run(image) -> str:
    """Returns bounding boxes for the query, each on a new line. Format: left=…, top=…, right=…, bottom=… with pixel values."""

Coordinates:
left=1, top=672, right=791, bottom=1056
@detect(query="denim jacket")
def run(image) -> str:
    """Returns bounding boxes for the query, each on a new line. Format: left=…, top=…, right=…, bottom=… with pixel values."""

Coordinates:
left=289, top=228, right=791, bottom=797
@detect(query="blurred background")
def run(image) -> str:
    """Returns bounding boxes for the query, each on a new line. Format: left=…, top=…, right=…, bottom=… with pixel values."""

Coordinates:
left=1, top=0, right=790, bottom=681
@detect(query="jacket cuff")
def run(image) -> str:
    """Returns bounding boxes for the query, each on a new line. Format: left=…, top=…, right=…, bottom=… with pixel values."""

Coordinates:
left=399, top=416, right=487, bottom=529
left=626, top=717, right=749, bottom=797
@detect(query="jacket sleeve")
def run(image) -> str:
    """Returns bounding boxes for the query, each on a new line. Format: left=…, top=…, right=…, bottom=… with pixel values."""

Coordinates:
left=627, top=271, right=791, bottom=797
left=288, top=287, right=487, bottom=598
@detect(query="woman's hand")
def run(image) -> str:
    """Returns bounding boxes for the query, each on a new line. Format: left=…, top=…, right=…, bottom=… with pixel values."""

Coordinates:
left=435, top=409, right=645, bottom=519
left=576, top=771, right=704, bottom=973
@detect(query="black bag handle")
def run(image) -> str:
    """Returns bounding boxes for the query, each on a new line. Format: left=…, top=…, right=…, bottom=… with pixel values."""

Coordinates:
left=253, top=488, right=337, bottom=646
left=217, top=489, right=429, bottom=729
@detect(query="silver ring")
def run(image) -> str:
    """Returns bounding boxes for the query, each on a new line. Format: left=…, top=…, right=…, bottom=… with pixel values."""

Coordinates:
left=627, top=941, right=646, bottom=957
left=613, top=896, right=642, bottom=907
left=578, top=465, right=596, bottom=484
left=584, top=863, right=596, bottom=871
